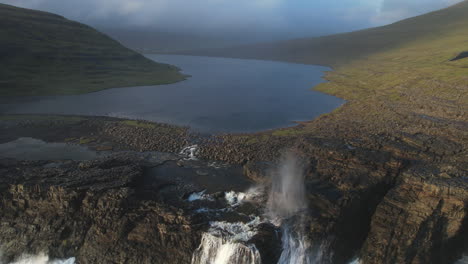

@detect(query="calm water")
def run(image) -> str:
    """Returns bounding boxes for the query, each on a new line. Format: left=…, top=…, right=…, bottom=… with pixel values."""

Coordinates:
left=0, top=55, right=344, bottom=133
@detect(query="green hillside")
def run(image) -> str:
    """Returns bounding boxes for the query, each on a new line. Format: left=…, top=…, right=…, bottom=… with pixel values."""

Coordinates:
left=0, top=4, right=185, bottom=96
left=181, top=1, right=468, bottom=67
left=182, top=1, right=467, bottom=152
left=182, top=0, right=468, bottom=112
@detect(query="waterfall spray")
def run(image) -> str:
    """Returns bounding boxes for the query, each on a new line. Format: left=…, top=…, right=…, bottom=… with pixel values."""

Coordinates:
left=190, top=151, right=326, bottom=264
left=267, top=152, right=307, bottom=220
left=267, top=152, right=317, bottom=264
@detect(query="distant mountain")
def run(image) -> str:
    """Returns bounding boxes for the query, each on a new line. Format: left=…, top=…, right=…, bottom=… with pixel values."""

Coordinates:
left=100, top=28, right=253, bottom=54
left=179, top=0, right=468, bottom=68
left=180, top=0, right=468, bottom=107
left=0, top=4, right=185, bottom=96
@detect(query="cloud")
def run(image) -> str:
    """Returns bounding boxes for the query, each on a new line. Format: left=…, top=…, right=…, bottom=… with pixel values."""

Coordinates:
left=0, top=0, right=462, bottom=37
left=370, top=0, right=464, bottom=24
left=2, top=0, right=286, bottom=32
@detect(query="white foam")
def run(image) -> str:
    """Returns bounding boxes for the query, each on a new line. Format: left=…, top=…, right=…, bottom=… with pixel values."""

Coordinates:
left=224, top=191, right=247, bottom=207
left=224, top=186, right=264, bottom=207
left=188, top=190, right=214, bottom=202
left=192, top=218, right=264, bottom=264
left=208, top=217, right=262, bottom=243
left=7, top=253, right=75, bottom=264
left=191, top=233, right=261, bottom=264
left=180, top=145, right=199, bottom=160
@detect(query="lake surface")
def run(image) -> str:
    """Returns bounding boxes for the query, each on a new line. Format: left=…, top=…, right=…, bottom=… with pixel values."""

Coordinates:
left=0, top=55, right=344, bottom=133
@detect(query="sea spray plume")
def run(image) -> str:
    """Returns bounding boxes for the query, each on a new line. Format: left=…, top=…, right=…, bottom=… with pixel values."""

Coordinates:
left=267, top=151, right=307, bottom=220
left=267, top=151, right=328, bottom=264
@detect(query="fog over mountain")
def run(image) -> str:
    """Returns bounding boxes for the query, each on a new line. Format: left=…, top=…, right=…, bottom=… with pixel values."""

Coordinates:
left=1, top=0, right=462, bottom=39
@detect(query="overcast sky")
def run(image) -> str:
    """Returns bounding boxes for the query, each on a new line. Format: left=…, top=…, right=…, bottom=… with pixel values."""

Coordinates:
left=1, top=0, right=464, bottom=39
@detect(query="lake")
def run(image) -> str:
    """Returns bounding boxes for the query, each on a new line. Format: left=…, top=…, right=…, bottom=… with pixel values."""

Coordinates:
left=0, top=55, right=344, bottom=133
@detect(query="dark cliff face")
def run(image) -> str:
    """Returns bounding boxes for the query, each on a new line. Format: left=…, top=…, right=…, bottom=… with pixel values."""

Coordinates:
left=299, top=140, right=468, bottom=264
left=0, top=158, right=202, bottom=264
left=243, top=137, right=467, bottom=264
left=361, top=167, right=468, bottom=264
left=0, top=150, right=467, bottom=264
left=0, top=116, right=466, bottom=264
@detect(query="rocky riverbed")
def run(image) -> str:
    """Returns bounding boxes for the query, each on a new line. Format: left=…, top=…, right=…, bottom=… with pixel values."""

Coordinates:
left=0, top=114, right=467, bottom=264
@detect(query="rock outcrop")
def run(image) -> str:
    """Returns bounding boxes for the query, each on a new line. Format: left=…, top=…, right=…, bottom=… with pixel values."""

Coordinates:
left=0, top=158, right=202, bottom=263
left=240, top=137, right=468, bottom=264
left=451, top=51, right=468, bottom=61
left=361, top=165, right=468, bottom=264
left=0, top=115, right=467, bottom=264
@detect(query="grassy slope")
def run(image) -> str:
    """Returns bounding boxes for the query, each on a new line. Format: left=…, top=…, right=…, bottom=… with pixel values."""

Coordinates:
left=313, top=1, right=468, bottom=105
left=180, top=1, right=468, bottom=67
left=0, top=4, right=185, bottom=96
left=307, top=1, right=468, bottom=147
left=181, top=1, right=467, bottom=155
left=179, top=0, right=468, bottom=105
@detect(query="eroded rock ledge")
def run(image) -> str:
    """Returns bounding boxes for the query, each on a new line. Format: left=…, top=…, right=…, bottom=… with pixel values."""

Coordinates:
left=0, top=115, right=467, bottom=263
left=0, top=157, right=202, bottom=264
left=362, top=167, right=468, bottom=264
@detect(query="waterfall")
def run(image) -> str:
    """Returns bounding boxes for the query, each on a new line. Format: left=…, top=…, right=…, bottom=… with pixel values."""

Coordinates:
left=191, top=152, right=328, bottom=264
left=191, top=219, right=263, bottom=264
left=267, top=152, right=322, bottom=264
left=278, top=221, right=313, bottom=264
left=192, top=233, right=261, bottom=264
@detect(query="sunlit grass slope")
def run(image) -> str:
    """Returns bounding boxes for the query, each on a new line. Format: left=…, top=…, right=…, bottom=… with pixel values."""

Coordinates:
left=313, top=1, right=468, bottom=107
left=303, top=0, right=468, bottom=146
left=182, top=1, right=468, bottom=106
left=0, top=4, right=185, bottom=96
left=181, top=1, right=467, bottom=151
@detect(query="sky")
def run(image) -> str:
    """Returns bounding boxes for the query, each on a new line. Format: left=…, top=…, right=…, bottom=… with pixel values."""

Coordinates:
left=1, top=0, right=464, bottom=39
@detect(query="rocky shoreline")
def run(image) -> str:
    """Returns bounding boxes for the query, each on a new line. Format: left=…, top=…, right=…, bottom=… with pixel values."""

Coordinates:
left=0, top=114, right=467, bottom=263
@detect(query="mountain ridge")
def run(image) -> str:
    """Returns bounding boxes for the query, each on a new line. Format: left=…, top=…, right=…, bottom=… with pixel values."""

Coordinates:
left=0, top=3, right=185, bottom=96
left=175, top=0, right=468, bottom=67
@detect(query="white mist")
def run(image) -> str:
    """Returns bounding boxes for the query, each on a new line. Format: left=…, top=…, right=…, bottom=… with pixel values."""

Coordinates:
left=267, top=152, right=316, bottom=264
left=267, top=152, right=307, bottom=220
